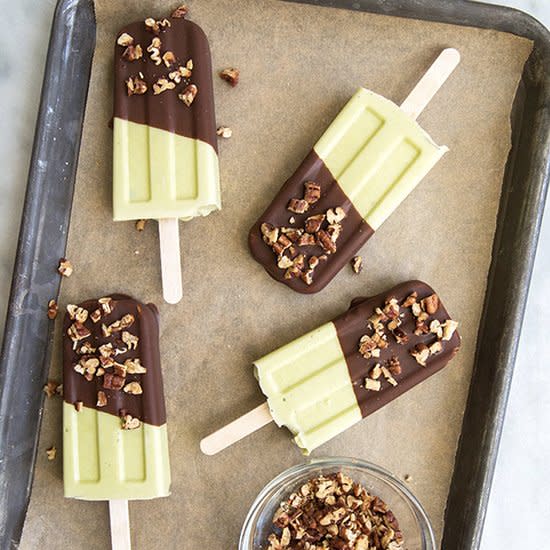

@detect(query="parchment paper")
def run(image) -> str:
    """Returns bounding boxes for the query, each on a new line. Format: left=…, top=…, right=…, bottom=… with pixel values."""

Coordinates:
left=20, top=1, right=533, bottom=548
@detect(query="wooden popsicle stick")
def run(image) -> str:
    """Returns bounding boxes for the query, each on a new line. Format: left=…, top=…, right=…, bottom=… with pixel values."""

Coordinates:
left=200, top=402, right=273, bottom=455
left=400, top=48, right=460, bottom=120
left=158, top=218, right=183, bottom=304
left=109, top=500, right=131, bottom=550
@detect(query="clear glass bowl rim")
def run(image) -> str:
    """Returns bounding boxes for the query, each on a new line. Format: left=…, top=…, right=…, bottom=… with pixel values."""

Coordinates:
left=239, top=456, right=436, bottom=550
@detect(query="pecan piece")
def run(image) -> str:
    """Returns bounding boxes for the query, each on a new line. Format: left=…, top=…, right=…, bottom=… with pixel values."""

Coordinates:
left=303, top=181, right=321, bottom=204
left=421, top=294, right=439, bottom=314
left=304, top=214, right=325, bottom=233
left=179, top=84, right=198, bottom=106
left=171, top=5, right=189, bottom=18
left=351, top=256, right=362, bottom=274
left=317, top=229, right=336, bottom=254
left=287, top=198, right=309, bottom=214
left=47, top=299, right=58, bottom=320
left=219, top=67, right=239, bottom=86
left=58, top=258, right=73, bottom=277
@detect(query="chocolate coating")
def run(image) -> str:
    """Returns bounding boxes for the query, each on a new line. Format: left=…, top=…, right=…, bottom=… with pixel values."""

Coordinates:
left=63, top=295, right=167, bottom=426
left=248, top=150, right=373, bottom=293
left=333, top=281, right=461, bottom=418
left=113, top=17, right=217, bottom=152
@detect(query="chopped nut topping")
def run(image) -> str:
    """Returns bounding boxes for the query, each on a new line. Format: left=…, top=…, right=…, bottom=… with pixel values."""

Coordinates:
left=186, top=59, right=193, bottom=70
left=78, top=341, right=96, bottom=355
left=429, top=319, right=443, bottom=339
left=43, top=381, right=61, bottom=398
left=146, top=37, right=162, bottom=65
left=301, top=269, right=314, bottom=286
left=121, top=414, right=140, bottom=430
left=267, top=472, right=402, bottom=550
left=67, top=322, right=91, bottom=345
left=122, top=44, right=143, bottom=61
left=58, top=258, right=73, bottom=277
left=47, top=299, right=58, bottom=320
left=327, top=223, right=341, bottom=242
left=296, top=233, right=316, bottom=247
left=122, top=331, right=139, bottom=350
left=365, top=378, right=381, bottom=391
left=103, top=314, right=135, bottom=336
left=388, top=356, right=402, bottom=376
left=90, top=309, right=101, bottom=323
left=351, top=255, right=363, bottom=274
left=277, top=255, right=293, bottom=269
left=421, top=294, right=439, bottom=314
left=179, top=84, right=198, bottom=106
left=220, top=67, right=240, bottom=86
left=410, top=343, right=430, bottom=366
left=429, top=341, right=443, bottom=355
left=303, top=181, right=321, bottom=204
left=168, top=65, right=192, bottom=83
left=126, top=75, right=147, bottom=95
left=117, top=33, right=134, bottom=47
left=402, top=292, right=417, bottom=308
left=171, top=5, right=189, bottom=18
left=216, top=126, right=232, bottom=138
left=46, top=446, right=57, bottom=461
left=442, top=319, right=459, bottom=341
left=153, top=77, right=176, bottom=95
left=326, top=206, right=346, bottom=224
left=381, top=366, right=398, bottom=387
left=304, top=214, right=325, bottom=233
left=125, top=358, right=147, bottom=374
left=123, top=381, right=143, bottom=395
left=99, top=297, right=114, bottom=315
left=317, top=229, right=336, bottom=254
left=287, top=198, right=309, bottom=214
left=411, top=302, right=422, bottom=317
left=103, top=372, right=125, bottom=391
left=74, top=401, right=83, bottom=412
left=162, top=50, right=177, bottom=67
left=67, top=304, right=89, bottom=324
left=98, top=343, right=114, bottom=358
left=97, top=391, right=107, bottom=407
left=369, top=364, right=382, bottom=380
left=261, top=223, right=279, bottom=245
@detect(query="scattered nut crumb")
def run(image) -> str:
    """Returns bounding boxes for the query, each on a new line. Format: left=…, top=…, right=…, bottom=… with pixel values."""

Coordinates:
left=47, top=299, right=58, bottom=320
left=43, top=381, right=61, bottom=398
left=351, top=256, right=363, bottom=274
left=404, top=474, right=412, bottom=482
left=74, top=401, right=83, bottom=412
left=216, top=126, right=233, bottom=138
left=219, top=67, right=239, bottom=86
left=162, top=50, right=177, bottom=67
left=58, top=258, right=73, bottom=277
left=135, top=219, right=147, bottom=232
left=46, top=446, right=56, bottom=461
left=171, top=5, right=189, bottom=18
left=365, top=378, right=381, bottom=391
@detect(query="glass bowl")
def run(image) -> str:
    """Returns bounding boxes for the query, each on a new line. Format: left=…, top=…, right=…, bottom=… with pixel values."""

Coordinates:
left=239, top=457, right=436, bottom=550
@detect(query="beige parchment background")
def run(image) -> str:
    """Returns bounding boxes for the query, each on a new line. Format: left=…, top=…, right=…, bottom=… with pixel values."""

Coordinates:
left=20, top=0, right=533, bottom=548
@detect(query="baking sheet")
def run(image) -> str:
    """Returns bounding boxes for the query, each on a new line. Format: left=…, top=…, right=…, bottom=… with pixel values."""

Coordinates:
left=19, top=0, right=533, bottom=547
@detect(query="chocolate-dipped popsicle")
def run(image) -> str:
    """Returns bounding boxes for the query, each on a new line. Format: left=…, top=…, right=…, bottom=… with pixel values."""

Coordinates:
left=63, top=295, right=170, bottom=546
left=113, top=8, right=220, bottom=303
left=201, top=281, right=460, bottom=455
left=249, top=49, right=460, bottom=293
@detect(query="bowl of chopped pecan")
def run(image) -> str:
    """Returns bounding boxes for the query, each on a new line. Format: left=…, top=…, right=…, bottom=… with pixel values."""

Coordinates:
left=239, top=457, right=435, bottom=550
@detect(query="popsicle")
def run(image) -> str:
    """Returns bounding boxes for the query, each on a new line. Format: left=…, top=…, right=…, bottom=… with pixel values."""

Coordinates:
left=249, top=48, right=460, bottom=293
left=63, top=294, right=170, bottom=549
left=201, top=281, right=460, bottom=455
left=113, top=8, right=220, bottom=304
